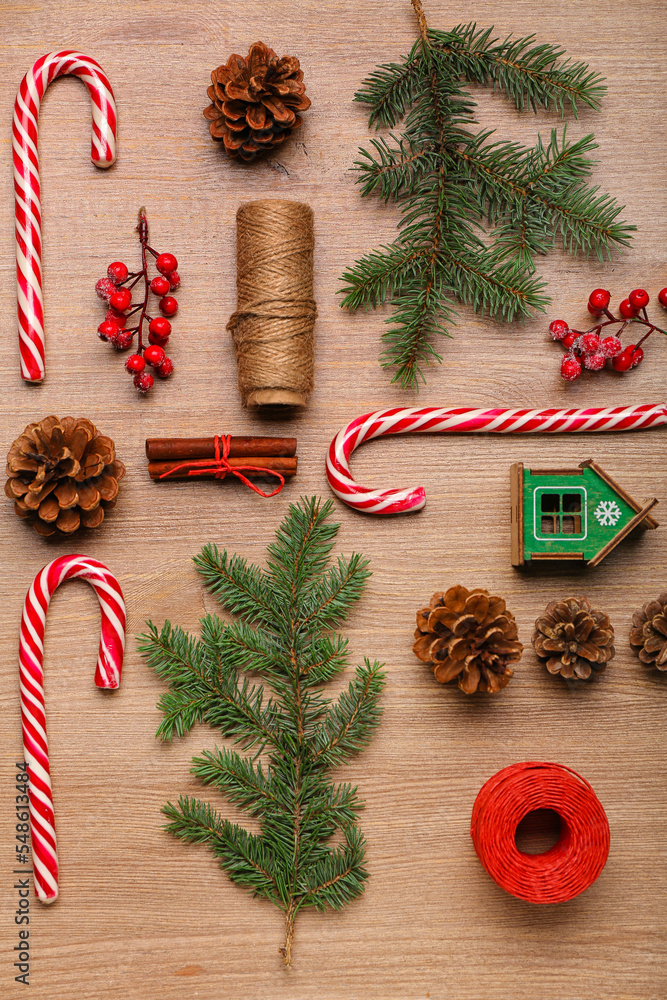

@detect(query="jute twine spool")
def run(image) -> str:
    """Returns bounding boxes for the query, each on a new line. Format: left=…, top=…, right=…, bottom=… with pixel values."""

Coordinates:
left=227, top=199, right=316, bottom=408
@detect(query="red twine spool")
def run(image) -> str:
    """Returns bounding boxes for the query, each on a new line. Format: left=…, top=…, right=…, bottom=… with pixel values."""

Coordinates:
left=470, top=762, right=610, bottom=904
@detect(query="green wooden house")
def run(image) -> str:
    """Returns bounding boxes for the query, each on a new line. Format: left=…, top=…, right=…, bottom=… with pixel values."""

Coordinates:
left=510, top=459, right=658, bottom=568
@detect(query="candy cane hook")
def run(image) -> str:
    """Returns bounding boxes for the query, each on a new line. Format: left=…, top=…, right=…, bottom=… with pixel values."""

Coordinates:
left=326, top=402, right=667, bottom=515
left=13, top=51, right=117, bottom=383
left=19, top=555, right=126, bottom=903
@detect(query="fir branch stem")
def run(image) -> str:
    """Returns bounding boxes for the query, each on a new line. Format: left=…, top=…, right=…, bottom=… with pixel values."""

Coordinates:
left=411, top=0, right=429, bottom=44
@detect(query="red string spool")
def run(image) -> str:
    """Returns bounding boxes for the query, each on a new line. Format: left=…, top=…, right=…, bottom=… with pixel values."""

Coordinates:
left=470, top=761, right=610, bottom=904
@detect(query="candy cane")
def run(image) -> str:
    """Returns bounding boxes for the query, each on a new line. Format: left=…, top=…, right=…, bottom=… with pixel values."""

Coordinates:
left=19, top=555, right=126, bottom=903
left=326, top=402, right=667, bottom=515
left=13, top=51, right=117, bottom=383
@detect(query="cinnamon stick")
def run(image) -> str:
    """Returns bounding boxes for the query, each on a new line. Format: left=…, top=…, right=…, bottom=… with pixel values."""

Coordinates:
left=148, top=455, right=298, bottom=481
left=145, top=436, right=297, bottom=461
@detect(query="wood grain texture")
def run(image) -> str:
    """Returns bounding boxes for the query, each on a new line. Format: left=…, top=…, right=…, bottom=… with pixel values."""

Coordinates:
left=0, top=1, right=666, bottom=997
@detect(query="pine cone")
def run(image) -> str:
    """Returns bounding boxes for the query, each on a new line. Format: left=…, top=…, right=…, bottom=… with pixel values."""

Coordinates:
left=629, top=593, right=667, bottom=670
left=5, top=416, right=125, bottom=537
left=204, top=41, right=311, bottom=161
left=413, top=585, right=523, bottom=694
left=532, top=597, right=615, bottom=680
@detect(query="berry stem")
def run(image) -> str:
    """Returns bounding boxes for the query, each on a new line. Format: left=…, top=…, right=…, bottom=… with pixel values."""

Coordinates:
left=134, top=207, right=153, bottom=353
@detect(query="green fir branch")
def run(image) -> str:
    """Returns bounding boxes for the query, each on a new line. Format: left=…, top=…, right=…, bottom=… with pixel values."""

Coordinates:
left=139, top=497, right=385, bottom=966
left=341, top=2, right=634, bottom=389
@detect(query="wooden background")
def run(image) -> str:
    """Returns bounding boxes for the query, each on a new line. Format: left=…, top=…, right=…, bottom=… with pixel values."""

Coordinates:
left=0, top=1, right=665, bottom=997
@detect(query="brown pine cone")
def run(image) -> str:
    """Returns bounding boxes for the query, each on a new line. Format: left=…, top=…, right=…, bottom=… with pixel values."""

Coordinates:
left=630, top=593, right=667, bottom=670
left=5, top=416, right=125, bottom=537
left=532, top=597, right=615, bottom=681
left=413, top=585, right=523, bottom=694
left=204, top=41, right=311, bottom=162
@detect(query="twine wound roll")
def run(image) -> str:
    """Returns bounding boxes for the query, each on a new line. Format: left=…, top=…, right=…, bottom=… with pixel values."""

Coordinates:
left=227, top=200, right=316, bottom=408
left=471, top=762, right=610, bottom=904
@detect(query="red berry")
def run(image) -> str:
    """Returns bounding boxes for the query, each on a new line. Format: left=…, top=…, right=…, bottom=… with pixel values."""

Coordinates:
left=106, top=308, right=127, bottom=329
left=109, top=287, right=132, bottom=311
left=156, top=357, right=174, bottom=378
left=112, top=331, right=133, bottom=351
left=583, top=352, right=606, bottom=371
left=155, top=252, right=178, bottom=274
left=144, top=345, right=166, bottom=367
left=561, top=355, right=582, bottom=381
left=599, top=336, right=622, bottom=358
left=95, top=277, right=117, bottom=301
left=134, top=371, right=154, bottom=393
left=97, top=319, right=119, bottom=341
left=588, top=288, right=611, bottom=312
left=630, top=345, right=644, bottom=367
left=150, top=275, right=170, bottom=296
left=107, top=261, right=129, bottom=284
left=612, top=349, right=633, bottom=372
left=148, top=330, right=170, bottom=346
left=628, top=288, right=649, bottom=309
left=149, top=316, right=171, bottom=338
left=167, top=270, right=180, bottom=289
left=619, top=298, right=638, bottom=319
left=581, top=333, right=601, bottom=354
left=549, top=319, right=569, bottom=341
left=125, top=353, right=145, bottom=373
left=159, top=295, right=178, bottom=317
left=562, top=332, right=577, bottom=350
left=659, top=288, right=667, bottom=309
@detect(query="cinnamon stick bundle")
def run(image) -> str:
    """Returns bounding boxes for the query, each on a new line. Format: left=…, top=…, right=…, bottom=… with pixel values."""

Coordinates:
left=146, top=436, right=296, bottom=461
left=148, top=455, right=297, bottom=481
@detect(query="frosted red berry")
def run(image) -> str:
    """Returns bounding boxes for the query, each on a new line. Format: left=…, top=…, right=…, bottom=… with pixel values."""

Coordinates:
left=107, top=261, right=129, bottom=284
left=149, top=316, right=171, bottom=338
left=549, top=319, right=569, bottom=341
left=583, top=352, right=606, bottom=371
left=125, top=354, right=145, bottom=373
left=156, top=357, right=174, bottom=378
left=600, top=336, right=622, bottom=358
left=109, top=287, right=132, bottom=312
left=628, top=288, right=649, bottom=309
left=159, top=296, right=178, bottom=317
left=630, top=345, right=644, bottom=367
left=588, top=288, right=611, bottom=312
left=148, top=330, right=169, bottom=346
left=155, top=253, right=178, bottom=274
left=150, top=275, right=170, bottom=296
left=619, top=298, right=637, bottom=319
left=95, top=277, right=117, bottom=301
left=112, top=331, right=133, bottom=351
left=612, top=349, right=633, bottom=372
left=562, top=332, right=577, bottom=350
left=561, top=355, right=582, bottom=381
left=167, top=270, right=180, bottom=289
left=659, top=288, right=667, bottom=309
left=134, top=371, right=154, bottom=393
left=105, top=309, right=127, bottom=328
left=98, top=319, right=119, bottom=341
left=581, top=333, right=601, bottom=354
left=144, top=345, right=166, bottom=367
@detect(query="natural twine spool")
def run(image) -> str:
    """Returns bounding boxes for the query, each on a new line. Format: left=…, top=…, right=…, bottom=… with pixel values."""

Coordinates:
left=227, top=199, right=316, bottom=408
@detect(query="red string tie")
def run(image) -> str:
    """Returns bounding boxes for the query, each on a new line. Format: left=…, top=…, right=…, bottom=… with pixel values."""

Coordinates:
left=157, top=434, right=285, bottom=498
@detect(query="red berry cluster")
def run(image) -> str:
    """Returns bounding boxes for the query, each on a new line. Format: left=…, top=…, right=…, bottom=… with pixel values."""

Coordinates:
left=550, top=287, right=667, bottom=382
left=95, top=208, right=179, bottom=393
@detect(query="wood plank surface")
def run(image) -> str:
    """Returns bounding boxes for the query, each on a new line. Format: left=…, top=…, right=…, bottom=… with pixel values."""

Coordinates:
left=0, top=1, right=666, bottom=997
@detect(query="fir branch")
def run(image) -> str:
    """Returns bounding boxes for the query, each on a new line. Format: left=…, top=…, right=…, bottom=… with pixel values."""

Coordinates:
left=341, top=1, right=634, bottom=389
left=140, top=497, right=385, bottom=966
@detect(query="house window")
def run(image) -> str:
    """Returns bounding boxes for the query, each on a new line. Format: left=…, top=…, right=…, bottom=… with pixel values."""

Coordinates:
left=537, top=491, right=584, bottom=537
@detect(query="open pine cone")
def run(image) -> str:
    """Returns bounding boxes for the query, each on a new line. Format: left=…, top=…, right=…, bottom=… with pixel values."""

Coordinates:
left=532, top=597, right=615, bottom=681
left=204, top=41, right=311, bottom=161
left=5, top=416, right=125, bottom=536
left=630, top=593, right=667, bottom=670
left=413, top=586, right=523, bottom=694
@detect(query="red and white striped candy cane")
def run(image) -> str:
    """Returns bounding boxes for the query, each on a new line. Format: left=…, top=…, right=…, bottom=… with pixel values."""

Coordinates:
left=19, top=555, right=126, bottom=903
left=13, top=51, right=117, bottom=383
left=326, top=402, right=667, bottom=515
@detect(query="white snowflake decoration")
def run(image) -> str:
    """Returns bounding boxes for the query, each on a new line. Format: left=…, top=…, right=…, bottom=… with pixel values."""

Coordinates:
left=593, top=499, right=622, bottom=528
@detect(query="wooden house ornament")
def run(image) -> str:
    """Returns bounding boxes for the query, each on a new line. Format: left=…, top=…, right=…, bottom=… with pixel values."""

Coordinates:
left=511, top=459, right=658, bottom=568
